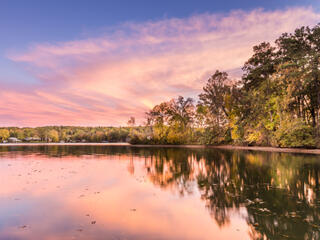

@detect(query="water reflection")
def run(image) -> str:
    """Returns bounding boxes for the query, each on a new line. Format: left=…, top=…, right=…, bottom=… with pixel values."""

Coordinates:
left=0, top=146, right=320, bottom=239
left=138, top=148, right=320, bottom=240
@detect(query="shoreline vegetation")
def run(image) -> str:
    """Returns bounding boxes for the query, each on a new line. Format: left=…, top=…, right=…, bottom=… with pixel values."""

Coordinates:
left=2, top=24, right=320, bottom=149
left=2, top=142, right=320, bottom=155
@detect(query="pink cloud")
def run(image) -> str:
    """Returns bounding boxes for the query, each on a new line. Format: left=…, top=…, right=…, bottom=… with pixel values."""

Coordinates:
left=2, top=7, right=320, bottom=126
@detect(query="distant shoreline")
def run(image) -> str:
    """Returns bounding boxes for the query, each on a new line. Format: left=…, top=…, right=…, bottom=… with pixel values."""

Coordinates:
left=1, top=142, right=320, bottom=155
left=0, top=142, right=130, bottom=146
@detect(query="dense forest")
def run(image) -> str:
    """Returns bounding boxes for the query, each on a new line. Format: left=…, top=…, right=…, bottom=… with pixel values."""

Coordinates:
left=1, top=24, right=320, bottom=148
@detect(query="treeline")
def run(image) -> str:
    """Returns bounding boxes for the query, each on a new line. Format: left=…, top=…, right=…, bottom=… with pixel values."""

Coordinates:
left=0, top=126, right=134, bottom=143
left=131, top=23, right=320, bottom=148
left=1, top=24, right=320, bottom=148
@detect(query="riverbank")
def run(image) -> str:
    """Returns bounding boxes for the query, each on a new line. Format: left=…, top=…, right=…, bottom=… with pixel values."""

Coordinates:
left=1, top=142, right=320, bottom=155
left=131, top=144, right=320, bottom=155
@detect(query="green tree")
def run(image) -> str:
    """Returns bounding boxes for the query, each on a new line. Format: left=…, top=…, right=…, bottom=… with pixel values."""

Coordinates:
left=242, top=42, right=277, bottom=91
left=199, top=71, right=238, bottom=127
left=146, top=96, right=195, bottom=144
left=276, top=24, right=320, bottom=130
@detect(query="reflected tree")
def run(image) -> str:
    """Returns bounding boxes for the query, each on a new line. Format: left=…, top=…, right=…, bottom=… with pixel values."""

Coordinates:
left=133, top=148, right=320, bottom=239
left=2, top=145, right=319, bottom=239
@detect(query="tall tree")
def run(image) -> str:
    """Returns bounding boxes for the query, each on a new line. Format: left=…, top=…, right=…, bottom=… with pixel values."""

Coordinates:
left=276, top=24, right=320, bottom=129
left=199, top=70, right=237, bottom=127
left=242, top=42, right=277, bottom=91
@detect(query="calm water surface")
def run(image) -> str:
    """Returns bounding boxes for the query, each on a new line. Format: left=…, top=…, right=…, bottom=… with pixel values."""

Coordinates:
left=0, top=145, right=320, bottom=240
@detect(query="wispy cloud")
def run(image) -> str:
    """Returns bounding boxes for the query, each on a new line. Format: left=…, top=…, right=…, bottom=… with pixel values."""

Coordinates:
left=3, top=7, right=320, bottom=126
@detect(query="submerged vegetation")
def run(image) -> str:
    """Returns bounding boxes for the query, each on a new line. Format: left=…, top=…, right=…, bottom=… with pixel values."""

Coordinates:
left=1, top=24, right=320, bottom=148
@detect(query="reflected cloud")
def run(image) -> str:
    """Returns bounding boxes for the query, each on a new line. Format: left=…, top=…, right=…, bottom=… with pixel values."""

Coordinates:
left=0, top=146, right=320, bottom=239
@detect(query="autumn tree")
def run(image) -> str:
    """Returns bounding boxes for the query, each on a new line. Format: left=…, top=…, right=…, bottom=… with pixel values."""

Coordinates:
left=0, top=129, right=9, bottom=142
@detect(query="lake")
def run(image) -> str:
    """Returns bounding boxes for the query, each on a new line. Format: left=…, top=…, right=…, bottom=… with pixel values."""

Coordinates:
left=0, top=145, right=319, bottom=240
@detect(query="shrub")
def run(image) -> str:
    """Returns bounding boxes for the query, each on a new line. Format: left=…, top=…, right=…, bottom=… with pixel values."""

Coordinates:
left=274, top=118, right=315, bottom=148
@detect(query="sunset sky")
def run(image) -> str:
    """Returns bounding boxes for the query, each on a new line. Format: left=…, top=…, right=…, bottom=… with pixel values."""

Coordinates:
left=1, top=0, right=320, bottom=127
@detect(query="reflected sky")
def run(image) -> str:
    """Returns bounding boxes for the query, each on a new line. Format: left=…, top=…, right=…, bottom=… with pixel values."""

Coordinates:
left=0, top=146, right=319, bottom=239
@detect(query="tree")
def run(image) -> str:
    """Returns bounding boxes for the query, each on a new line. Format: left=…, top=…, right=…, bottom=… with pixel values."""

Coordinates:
left=199, top=71, right=239, bottom=128
left=276, top=24, right=320, bottom=130
left=147, top=96, right=194, bottom=129
left=0, top=129, right=9, bottom=142
left=127, top=117, right=136, bottom=127
left=146, top=96, right=195, bottom=144
left=242, top=42, right=277, bottom=91
left=48, top=129, right=59, bottom=142
left=167, top=96, right=194, bottom=129
left=147, top=101, right=172, bottom=126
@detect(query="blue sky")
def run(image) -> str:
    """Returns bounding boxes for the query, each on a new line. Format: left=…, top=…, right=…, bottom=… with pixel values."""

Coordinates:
left=1, top=0, right=319, bottom=47
left=1, top=0, right=319, bottom=84
left=0, top=0, right=319, bottom=126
